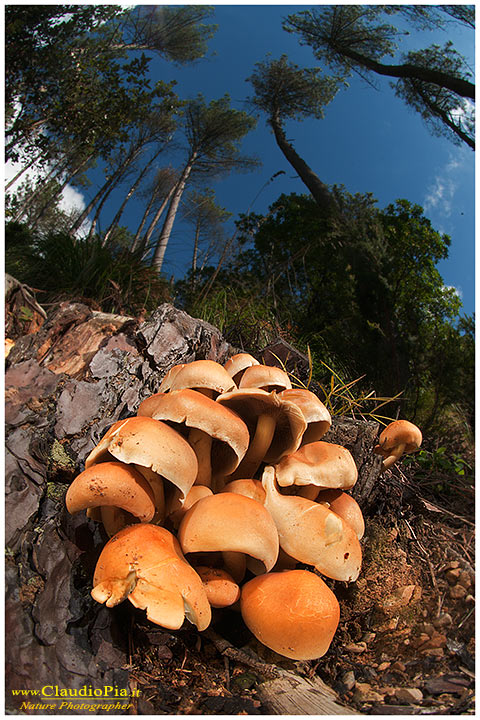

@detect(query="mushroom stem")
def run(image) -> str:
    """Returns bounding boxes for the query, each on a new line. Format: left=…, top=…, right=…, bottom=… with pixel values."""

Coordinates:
left=235, top=413, right=276, bottom=478
left=222, top=551, right=247, bottom=583
left=100, top=506, right=128, bottom=537
left=188, top=428, right=213, bottom=487
left=134, top=465, right=165, bottom=523
left=381, top=442, right=406, bottom=470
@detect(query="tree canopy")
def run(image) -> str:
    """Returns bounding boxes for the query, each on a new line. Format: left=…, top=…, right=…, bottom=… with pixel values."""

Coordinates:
left=283, top=5, right=475, bottom=148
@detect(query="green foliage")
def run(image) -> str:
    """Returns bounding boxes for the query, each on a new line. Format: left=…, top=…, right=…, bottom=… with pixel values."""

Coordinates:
left=185, top=94, right=259, bottom=174
left=211, top=189, right=472, bottom=430
left=5, top=222, right=169, bottom=316
left=247, top=54, right=339, bottom=122
left=185, top=284, right=280, bottom=350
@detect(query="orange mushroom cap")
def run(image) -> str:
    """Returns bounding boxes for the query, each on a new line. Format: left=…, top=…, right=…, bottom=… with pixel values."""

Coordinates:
left=241, top=569, right=340, bottom=660
left=92, top=524, right=211, bottom=631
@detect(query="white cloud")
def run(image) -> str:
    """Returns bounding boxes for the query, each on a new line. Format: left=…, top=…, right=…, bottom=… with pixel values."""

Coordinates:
left=423, top=154, right=464, bottom=217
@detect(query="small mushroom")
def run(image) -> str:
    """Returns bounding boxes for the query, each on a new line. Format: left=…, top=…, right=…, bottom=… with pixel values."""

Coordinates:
left=166, top=485, right=213, bottom=530
left=240, top=569, right=340, bottom=660
left=177, top=492, right=279, bottom=581
left=195, top=566, right=240, bottom=608
left=158, top=359, right=236, bottom=398
left=274, top=440, right=358, bottom=494
left=91, top=524, right=211, bottom=631
left=279, top=388, right=331, bottom=444
left=216, top=388, right=306, bottom=479
left=239, top=364, right=292, bottom=392
left=137, top=388, right=249, bottom=488
left=262, top=466, right=362, bottom=582
left=224, top=352, right=260, bottom=385
left=316, top=489, right=365, bottom=540
left=65, top=461, right=156, bottom=536
left=374, top=420, right=422, bottom=470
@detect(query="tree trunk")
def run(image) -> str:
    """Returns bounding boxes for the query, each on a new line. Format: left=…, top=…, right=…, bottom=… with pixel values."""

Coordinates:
left=270, top=116, right=337, bottom=214
left=151, top=155, right=196, bottom=272
left=137, top=184, right=176, bottom=256
left=102, top=148, right=163, bottom=247
left=70, top=145, right=143, bottom=236
left=342, top=47, right=475, bottom=100
left=191, top=223, right=201, bottom=288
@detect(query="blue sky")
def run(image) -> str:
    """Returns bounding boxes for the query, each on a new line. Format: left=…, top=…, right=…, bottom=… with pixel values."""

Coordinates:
left=142, top=4, right=475, bottom=316
left=9, top=4, right=474, bottom=316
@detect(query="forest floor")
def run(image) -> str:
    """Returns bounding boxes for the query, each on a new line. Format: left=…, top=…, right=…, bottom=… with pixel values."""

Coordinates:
left=125, top=464, right=475, bottom=716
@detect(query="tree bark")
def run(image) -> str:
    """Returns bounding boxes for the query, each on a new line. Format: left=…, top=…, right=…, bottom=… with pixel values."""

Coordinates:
left=150, top=154, right=196, bottom=272
left=270, top=116, right=338, bottom=214
left=340, top=47, right=475, bottom=99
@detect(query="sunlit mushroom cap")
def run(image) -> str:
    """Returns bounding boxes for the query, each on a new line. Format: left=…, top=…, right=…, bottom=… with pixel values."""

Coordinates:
left=178, top=492, right=279, bottom=572
left=84, top=416, right=198, bottom=501
left=92, top=524, right=211, bottom=631
left=377, top=420, right=422, bottom=454
left=279, top=388, right=332, bottom=444
left=167, top=485, right=213, bottom=529
left=161, top=359, right=236, bottom=396
left=137, top=388, right=249, bottom=475
left=275, top=440, right=358, bottom=490
left=158, top=363, right=186, bottom=392
left=262, top=466, right=362, bottom=582
left=66, top=461, right=155, bottom=522
left=224, top=353, right=260, bottom=384
left=220, top=478, right=266, bottom=505
left=240, top=569, right=340, bottom=660
left=239, top=364, right=292, bottom=392
left=316, top=489, right=365, bottom=540
left=216, top=388, right=306, bottom=464
left=195, top=566, right=240, bottom=608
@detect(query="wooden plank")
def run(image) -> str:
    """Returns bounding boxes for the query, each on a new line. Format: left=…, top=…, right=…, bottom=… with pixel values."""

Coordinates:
left=257, top=668, right=359, bottom=715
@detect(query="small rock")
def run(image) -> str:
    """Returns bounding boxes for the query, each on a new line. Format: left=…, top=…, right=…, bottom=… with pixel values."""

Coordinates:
left=449, top=584, right=467, bottom=600
left=381, top=617, right=399, bottom=631
left=417, top=632, right=447, bottom=651
left=353, top=683, right=384, bottom=703
left=458, top=571, right=472, bottom=589
left=378, top=662, right=391, bottom=672
left=362, top=632, right=376, bottom=644
left=465, top=594, right=475, bottom=604
left=395, top=687, right=424, bottom=704
left=390, top=661, right=406, bottom=673
left=420, top=623, right=436, bottom=636
left=341, top=671, right=356, bottom=691
left=345, top=642, right=367, bottom=653
left=421, top=647, right=444, bottom=658
left=433, top=613, right=452, bottom=629
left=445, top=568, right=461, bottom=585
left=444, top=560, right=460, bottom=570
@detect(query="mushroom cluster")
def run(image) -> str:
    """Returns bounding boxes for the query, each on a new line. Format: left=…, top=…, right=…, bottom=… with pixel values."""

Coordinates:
left=65, top=354, right=420, bottom=661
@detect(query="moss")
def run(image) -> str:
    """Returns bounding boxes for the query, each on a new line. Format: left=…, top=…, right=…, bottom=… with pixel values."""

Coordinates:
left=46, top=481, right=66, bottom=501
left=49, top=439, right=74, bottom=469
